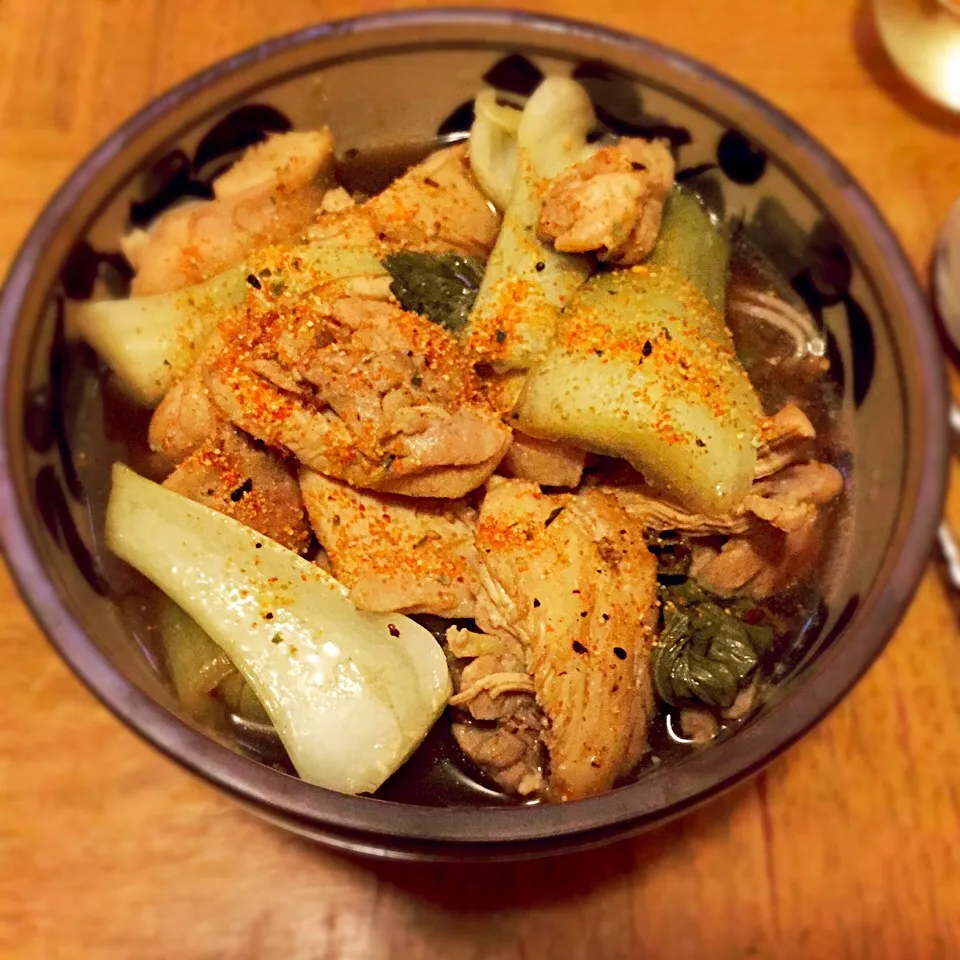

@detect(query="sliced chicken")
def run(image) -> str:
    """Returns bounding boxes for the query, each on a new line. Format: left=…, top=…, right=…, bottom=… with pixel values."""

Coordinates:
left=537, top=138, right=675, bottom=265
left=124, top=130, right=336, bottom=296
left=447, top=626, right=544, bottom=796
left=148, top=363, right=224, bottom=467
left=203, top=276, right=511, bottom=498
left=755, top=403, right=817, bottom=478
left=690, top=512, right=828, bottom=599
left=473, top=478, right=658, bottom=801
left=744, top=461, right=845, bottom=533
left=299, top=469, right=480, bottom=617
left=501, top=432, right=587, bottom=488
left=163, top=425, right=311, bottom=552
left=596, top=483, right=751, bottom=536
left=690, top=460, right=843, bottom=599
left=305, top=144, right=500, bottom=260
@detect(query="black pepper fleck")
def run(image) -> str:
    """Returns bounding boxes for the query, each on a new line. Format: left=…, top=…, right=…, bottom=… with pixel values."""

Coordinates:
left=246, top=273, right=262, bottom=289
left=533, top=598, right=541, bottom=608
left=230, top=478, right=253, bottom=502
left=388, top=623, right=400, bottom=638
left=642, top=340, right=653, bottom=356
left=544, top=506, right=564, bottom=528
left=495, top=329, right=507, bottom=343
left=535, top=261, right=545, bottom=272
left=572, top=640, right=587, bottom=654
left=613, top=646, right=627, bottom=660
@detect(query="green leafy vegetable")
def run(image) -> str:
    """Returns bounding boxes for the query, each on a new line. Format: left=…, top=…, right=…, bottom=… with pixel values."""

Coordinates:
left=652, top=580, right=773, bottom=709
left=382, top=252, right=484, bottom=332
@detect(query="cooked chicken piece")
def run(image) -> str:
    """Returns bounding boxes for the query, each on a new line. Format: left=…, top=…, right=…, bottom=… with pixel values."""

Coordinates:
left=319, top=186, right=355, bottom=214
left=596, top=483, right=751, bottom=535
left=755, top=403, right=817, bottom=478
left=148, top=363, right=224, bottom=466
left=473, top=478, right=658, bottom=801
left=202, top=276, right=511, bottom=498
left=299, top=469, right=480, bottom=617
left=690, top=511, right=829, bottom=599
left=447, top=626, right=544, bottom=796
left=744, top=461, right=845, bottom=533
left=679, top=707, right=719, bottom=744
left=124, top=130, right=336, bottom=296
left=501, top=432, right=587, bottom=488
left=537, top=138, right=675, bottom=265
left=163, top=425, right=311, bottom=552
left=305, top=144, right=500, bottom=260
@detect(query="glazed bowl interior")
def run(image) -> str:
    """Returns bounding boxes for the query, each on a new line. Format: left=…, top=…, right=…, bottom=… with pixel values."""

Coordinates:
left=0, top=10, right=946, bottom=859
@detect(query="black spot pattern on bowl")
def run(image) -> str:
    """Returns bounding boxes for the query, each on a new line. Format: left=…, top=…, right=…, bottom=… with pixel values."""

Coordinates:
left=592, top=103, right=692, bottom=150
left=683, top=172, right=726, bottom=222
left=741, top=201, right=873, bottom=405
left=844, top=295, right=876, bottom=409
left=816, top=594, right=860, bottom=653
left=129, top=149, right=214, bottom=228
left=767, top=595, right=829, bottom=682
left=572, top=60, right=692, bottom=151
left=825, top=328, right=847, bottom=399
left=437, top=99, right=476, bottom=136
left=677, top=162, right=718, bottom=183
left=34, top=465, right=108, bottom=596
left=192, top=104, right=292, bottom=174
left=482, top=53, right=544, bottom=96
left=60, top=240, right=133, bottom=301
left=717, top=130, right=768, bottom=185
left=129, top=103, right=294, bottom=228
left=807, top=221, right=853, bottom=304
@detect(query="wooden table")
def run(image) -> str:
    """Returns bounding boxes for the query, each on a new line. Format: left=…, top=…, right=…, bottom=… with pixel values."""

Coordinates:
left=2, top=0, right=959, bottom=956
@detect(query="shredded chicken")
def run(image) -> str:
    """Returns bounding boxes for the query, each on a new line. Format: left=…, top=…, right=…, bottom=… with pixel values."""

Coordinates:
left=124, top=130, right=336, bottom=296
left=537, top=138, right=675, bottom=265
left=501, top=432, right=587, bottom=488
left=446, top=628, right=545, bottom=797
left=163, top=425, right=311, bottom=552
left=202, top=272, right=511, bottom=498
left=299, top=468, right=480, bottom=617
left=305, top=144, right=500, bottom=260
left=469, top=478, right=658, bottom=801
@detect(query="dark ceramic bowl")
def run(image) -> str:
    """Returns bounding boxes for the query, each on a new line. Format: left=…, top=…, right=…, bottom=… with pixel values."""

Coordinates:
left=0, top=9, right=947, bottom=860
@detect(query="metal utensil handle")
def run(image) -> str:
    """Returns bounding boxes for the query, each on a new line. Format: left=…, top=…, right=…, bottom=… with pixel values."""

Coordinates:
left=937, top=401, right=960, bottom=592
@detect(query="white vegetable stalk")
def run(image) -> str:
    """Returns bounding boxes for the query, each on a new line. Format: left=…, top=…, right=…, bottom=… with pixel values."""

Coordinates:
left=466, top=78, right=597, bottom=370
left=468, top=90, right=523, bottom=211
left=106, top=464, right=451, bottom=795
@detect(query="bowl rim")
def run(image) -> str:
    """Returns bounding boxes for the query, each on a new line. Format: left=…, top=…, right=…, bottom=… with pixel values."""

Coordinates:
left=0, top=7, right=948, bottom=853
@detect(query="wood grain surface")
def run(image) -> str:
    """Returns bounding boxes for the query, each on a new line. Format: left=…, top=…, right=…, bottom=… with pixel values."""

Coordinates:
left=2, top=1, right=960, bottom=957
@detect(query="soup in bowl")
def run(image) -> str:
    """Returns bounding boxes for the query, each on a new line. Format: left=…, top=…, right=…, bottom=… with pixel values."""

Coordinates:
left=0, top=10, right=945, bottom=859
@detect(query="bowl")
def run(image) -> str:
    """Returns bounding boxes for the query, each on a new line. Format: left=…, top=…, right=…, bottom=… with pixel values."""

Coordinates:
left=0, top=9, right=947, bottom=860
